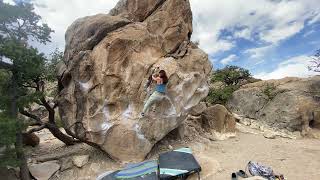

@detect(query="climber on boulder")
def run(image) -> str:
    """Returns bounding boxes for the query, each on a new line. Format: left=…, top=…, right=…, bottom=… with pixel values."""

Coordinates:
left=141, top=70, right=168, bottom=117
left=144, top=66, right=160, bottom=96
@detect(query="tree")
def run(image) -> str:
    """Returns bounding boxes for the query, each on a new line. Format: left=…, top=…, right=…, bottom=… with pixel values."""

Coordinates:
left=0, top=0, right=52, bottom=43
left=206, top=66, right=255, bottom=105
left=0, top=40, right=76, bottom=145
left=0, top=70, right=19, bottom=168
left=0, top=1, right=69, bottom=180
left=211, top=65, right=251, bottom=86
left=308, top=49, right=320, bottom=73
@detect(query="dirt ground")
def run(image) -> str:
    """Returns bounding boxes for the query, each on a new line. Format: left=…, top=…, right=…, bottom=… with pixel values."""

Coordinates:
left=28, top=126, right=320, bottom=180
left=187, top=133, right=320, bottom=180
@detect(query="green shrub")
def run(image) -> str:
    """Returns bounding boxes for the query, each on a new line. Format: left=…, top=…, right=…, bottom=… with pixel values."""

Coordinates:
left=262, top=83, right=277, bottom=100
left=206, top=85, right=239, bottom=105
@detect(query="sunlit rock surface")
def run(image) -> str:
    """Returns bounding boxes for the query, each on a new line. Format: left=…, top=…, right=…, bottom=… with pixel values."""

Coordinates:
left=58, top=0, right=212, bottom=161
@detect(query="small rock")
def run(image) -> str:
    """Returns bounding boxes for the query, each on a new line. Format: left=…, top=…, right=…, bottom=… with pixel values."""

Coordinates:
left=232, top=113, right=242, bottom=121
left=0, top=167, right=18, bottom=180
left=168, top=145, right=173, bottom=150
left=60, top=157, right=73, bottom=171
left=239, top=118, right=251, bottom=126
left=250, top=122, right=261, bottom=130
left=243, top=121, right=252, bottom=126
left=263, top=131, right=277, bottom=139
left=72, top=155, right=89, bottom=168
left=22, top=132, right=40, bottom=147
left=236, top=123, right=260, bottom=135
left=293, top=131, right=302, bottom=138
left=190, top=102, right=207, bottom=116
left=29, top=161, right=60, bottom=180
left=162, top=140, right=169, bottom=146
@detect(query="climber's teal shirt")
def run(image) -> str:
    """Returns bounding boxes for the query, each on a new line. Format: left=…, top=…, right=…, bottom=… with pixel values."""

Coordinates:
left=155, top=83, right=166, bottom=93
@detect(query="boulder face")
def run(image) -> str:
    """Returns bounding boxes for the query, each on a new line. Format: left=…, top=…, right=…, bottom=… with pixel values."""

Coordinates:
left=227, top=76, right=320, bottom=132
left=29, top=161, right=60, bottom=180
left=58, top=0, right=212, bottom=162
left=201, top=105, right=236, bottom=133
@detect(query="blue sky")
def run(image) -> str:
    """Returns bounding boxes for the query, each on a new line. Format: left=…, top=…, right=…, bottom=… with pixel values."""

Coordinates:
left=4, top=0, right=320, bottom=79
left=213, top=22, right=320, bottom=75
left=190, top=0, right=320, bottom=79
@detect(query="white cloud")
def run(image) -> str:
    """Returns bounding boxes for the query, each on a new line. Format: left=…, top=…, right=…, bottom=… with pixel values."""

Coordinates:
left=260, top=22, right=304, bottom=43
left=308, top=12, right=320, bottom=25
left=31, top=0, right=118, bottom=53
left=254, top=55, right=319, bottom=80
left=303, top=29, right=316, bottom=37
left=190, top=0, right=320, bottom=57
left=220, top=54, right=238, bottom=65
left=3, top=0, right=320, bottom=59
left=234, top=28, right=251, bottom=40
left=245, top=45, right=275, bottom=59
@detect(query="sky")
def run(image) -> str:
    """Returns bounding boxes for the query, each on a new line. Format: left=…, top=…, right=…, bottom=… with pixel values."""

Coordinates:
left=4, top=0, right=320, bottom=80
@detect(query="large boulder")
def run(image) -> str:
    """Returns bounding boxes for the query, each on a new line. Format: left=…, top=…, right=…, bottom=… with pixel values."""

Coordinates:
left=227, top=76, right=320, bottom=132
left=201, top=105, right=236, bottom=133
left=58, top=0, right=212, bottom=162
left=64, top=14, right=131, bottom=61
left=109, top=0, right=166, bottom=22
left=29, top=161, right=60, bottom=180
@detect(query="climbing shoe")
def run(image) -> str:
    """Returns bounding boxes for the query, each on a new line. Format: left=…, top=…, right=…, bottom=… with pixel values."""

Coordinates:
left=231, top=173, right=237, bottom=180
left=236, top=170, right=248, bottom=178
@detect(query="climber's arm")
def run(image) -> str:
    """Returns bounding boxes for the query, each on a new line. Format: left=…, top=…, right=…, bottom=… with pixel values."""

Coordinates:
left=152, top=75, right=162, bottom=84
left=152, top=74, right=158, bottom=81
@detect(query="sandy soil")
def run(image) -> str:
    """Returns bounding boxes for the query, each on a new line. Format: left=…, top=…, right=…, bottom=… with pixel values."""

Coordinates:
left=28, top=127, right=320, bottom=180
left=188, top=133, right=320, bottom=180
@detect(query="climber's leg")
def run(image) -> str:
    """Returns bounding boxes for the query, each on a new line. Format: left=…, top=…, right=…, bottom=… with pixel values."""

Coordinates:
left=142, top=92, right=162, bottom=114
left=144, top=87, right=153, bottom=104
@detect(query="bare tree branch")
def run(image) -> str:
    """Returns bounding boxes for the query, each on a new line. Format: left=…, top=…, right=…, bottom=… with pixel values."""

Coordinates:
left=20, top=110, right=43, bottom=124
left=29, top=122, right=42, bottom=126
left=27, top=124, right=46, bottom=134
left=53, top=103, right=58, bottom=109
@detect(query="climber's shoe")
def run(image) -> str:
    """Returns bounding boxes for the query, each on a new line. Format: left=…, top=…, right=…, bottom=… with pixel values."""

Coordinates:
left=231, top=173, right=237, bottom=180
left=236, top=170, right=248, bottom=178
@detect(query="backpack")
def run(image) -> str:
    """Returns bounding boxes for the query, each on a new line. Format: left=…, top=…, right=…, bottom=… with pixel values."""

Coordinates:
left=247, top=161, right=276, bottom=180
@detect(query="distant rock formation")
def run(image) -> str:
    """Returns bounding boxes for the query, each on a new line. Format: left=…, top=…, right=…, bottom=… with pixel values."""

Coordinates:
left=227, top=76, right=320, bottom=134
left=58, top=0, right=212, bottom=161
